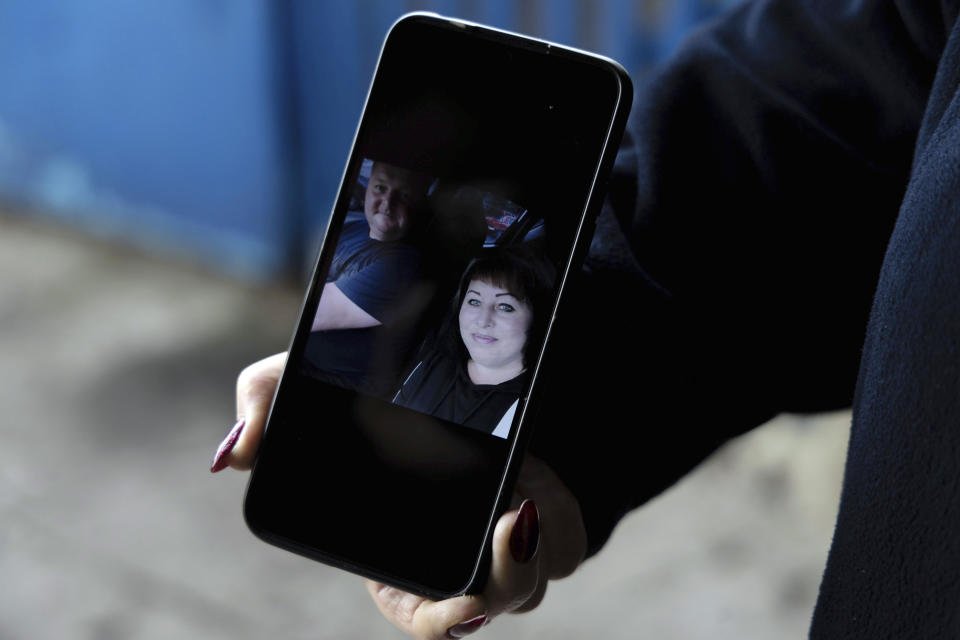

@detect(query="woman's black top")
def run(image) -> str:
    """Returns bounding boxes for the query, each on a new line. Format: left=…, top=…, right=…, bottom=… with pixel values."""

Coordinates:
left=393, top=349, right=526, bottom=435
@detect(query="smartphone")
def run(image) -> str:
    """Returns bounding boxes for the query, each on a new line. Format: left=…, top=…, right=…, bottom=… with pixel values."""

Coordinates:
left=243, top=13, right=632, bottom=600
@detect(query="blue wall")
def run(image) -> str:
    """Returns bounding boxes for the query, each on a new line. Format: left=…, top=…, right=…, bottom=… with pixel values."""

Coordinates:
left=0, top=0, right=740, bottom=279
left=0, top=2, right=294, bottom=278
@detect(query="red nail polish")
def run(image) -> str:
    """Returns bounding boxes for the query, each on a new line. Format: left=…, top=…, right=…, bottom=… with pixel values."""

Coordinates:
left=509, top=499, right=540, bottom=564
left=447, top=614, right=487, bottom=638
left=210, top=418, right=245, bottom=473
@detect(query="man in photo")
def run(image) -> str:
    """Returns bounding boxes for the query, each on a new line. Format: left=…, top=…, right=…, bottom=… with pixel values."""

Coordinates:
left=304, top=160, right=433, bottom=396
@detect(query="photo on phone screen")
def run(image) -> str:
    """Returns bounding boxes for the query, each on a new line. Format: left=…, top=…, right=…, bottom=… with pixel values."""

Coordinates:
left=302, top=157, right=556, bottom=439
left=243, top=13, right=630, bottom=599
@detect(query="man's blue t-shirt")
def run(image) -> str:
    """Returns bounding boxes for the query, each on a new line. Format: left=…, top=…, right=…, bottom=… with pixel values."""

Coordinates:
left=326, top=216, right=421, bottom=322
left=304, top=214, right=423, bottom=397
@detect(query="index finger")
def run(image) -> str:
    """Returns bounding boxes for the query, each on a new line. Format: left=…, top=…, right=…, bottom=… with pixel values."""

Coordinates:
left=231, top=352, right=286, bottom=469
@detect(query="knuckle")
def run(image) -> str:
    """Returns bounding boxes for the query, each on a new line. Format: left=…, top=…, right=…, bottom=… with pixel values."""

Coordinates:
left=495, top=556, right=540, bottom=614
left=373, top=584, right=420, bottom=629
left=236, top=363, right=260, bottom=396
left=509, top=575, right=540, bottom=612
left=236, top=359, right=281, bottom=405
left=511, top=579, right=547, bottom=614
left=236, top=373, right=264, bottom=403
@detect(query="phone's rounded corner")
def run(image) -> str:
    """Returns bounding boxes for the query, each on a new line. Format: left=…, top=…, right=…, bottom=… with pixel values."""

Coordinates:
left=613, top=63, right=634, bottom=109
left=385, top=11, right=446, bottom=39
left=422, top=568, right=487, bottom=601
left=409, top=533, right=495, bottom=600
left=240, top=484, right=268, bottom=543
left=464, top=545, right=494, bottom=596
left=593, top=58, right=633, bottom=119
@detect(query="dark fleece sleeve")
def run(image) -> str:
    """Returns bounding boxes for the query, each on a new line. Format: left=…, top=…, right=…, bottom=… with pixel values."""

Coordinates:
left=529, top=0, right=952, bottom=556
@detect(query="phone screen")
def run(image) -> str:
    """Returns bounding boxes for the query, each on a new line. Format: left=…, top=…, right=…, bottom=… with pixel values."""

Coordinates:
left=244, top=15, right=628, bottom=597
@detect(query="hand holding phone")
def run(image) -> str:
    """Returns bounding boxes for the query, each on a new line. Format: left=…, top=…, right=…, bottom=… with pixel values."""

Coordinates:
left=216, top=352, right=588, bottom=638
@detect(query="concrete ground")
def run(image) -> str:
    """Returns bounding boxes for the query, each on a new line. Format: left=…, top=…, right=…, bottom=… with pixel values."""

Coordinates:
left=0, top=213, right=850, bottom=639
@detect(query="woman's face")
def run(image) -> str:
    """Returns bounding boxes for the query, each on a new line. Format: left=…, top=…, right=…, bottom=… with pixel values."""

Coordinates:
left=458, top=279, right=533, bottom=373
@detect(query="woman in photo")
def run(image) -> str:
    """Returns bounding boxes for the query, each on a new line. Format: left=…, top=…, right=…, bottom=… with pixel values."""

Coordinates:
left=393, top=250, right=552, bottom=437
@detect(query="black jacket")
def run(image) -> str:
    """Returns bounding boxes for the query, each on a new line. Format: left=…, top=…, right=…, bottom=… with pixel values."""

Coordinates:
left=531, top=1, right=960, bottom=636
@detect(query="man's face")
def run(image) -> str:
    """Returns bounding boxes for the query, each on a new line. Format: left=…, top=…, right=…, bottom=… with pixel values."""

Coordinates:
left=363, top=162, right=428, bottom=242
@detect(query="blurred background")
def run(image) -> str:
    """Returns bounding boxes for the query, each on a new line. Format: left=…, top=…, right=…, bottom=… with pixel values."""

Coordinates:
left=0, top=1, right=851, bottom=638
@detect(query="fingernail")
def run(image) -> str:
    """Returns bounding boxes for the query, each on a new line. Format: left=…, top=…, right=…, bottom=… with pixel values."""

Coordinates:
left=210, top=418, right=245, bottom=473
left=447, top=614, right=487, bottom=638
left=509, top=499, right=540, bottom=564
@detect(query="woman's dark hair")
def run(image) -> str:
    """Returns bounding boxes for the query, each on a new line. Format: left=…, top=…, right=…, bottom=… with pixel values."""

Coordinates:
left=436, top=248, right=555, bottom=371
